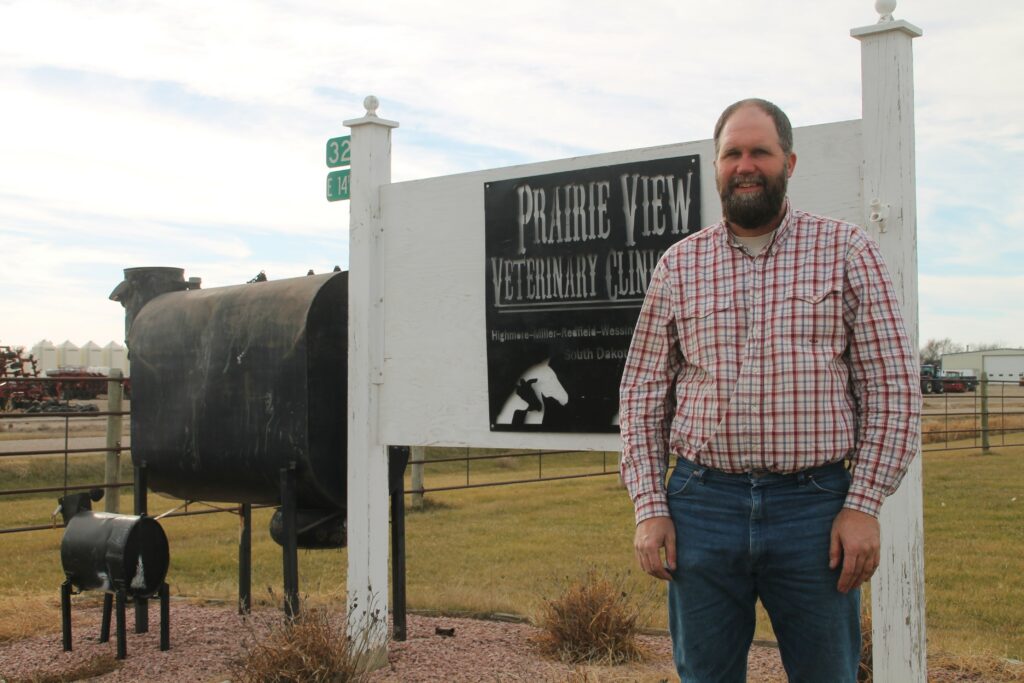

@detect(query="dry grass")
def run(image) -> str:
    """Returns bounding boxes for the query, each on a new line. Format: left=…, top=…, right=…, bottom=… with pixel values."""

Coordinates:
left=922, top=414, right=1024, bottom=445
left=533, top=569, right=650, bottom=666
left=859, top=609, right=872, bottom=682
left=228, top=604, right=374, bottom=683
left=928, top=651, right=1024, bottom=682
left=0, top=596, right=63, bottom=644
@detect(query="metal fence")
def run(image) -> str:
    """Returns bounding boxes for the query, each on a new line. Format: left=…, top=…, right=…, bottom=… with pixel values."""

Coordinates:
left=3, top=375, right=1022, bottom=534
left=920, top=377, right=1024, bottom=452
left=0, top=375, right=262, bottom=535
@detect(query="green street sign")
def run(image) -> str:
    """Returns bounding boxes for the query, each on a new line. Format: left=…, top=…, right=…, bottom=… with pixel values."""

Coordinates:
left=326, top=135, right=351, bottom=168
left=327, top=169, right=351, bottom=202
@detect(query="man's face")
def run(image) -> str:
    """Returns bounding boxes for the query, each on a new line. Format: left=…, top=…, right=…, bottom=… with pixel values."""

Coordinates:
left=714, top=105, right=796, bottom=233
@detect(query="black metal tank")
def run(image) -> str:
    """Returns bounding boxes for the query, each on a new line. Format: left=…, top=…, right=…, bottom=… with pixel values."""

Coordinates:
left=125, top=270, right=348, bottom=510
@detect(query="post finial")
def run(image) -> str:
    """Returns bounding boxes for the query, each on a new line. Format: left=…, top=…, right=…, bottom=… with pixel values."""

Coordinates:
left=875, top=0, right=897, bottom=22
left=363, top=96, right=380, bottom=117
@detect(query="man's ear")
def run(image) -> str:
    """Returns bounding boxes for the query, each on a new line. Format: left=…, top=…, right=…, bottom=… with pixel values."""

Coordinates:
left=787, top=152, right=797, bottom=178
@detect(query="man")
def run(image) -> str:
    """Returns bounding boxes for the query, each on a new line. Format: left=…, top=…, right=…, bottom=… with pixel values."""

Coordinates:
left=618, top=98, right=920, bottom=682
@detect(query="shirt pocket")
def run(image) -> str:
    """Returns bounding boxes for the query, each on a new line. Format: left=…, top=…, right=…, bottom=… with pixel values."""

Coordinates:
left=782, top=281, right=845, bottom=352
left=678, top=293, right=735, bottom=364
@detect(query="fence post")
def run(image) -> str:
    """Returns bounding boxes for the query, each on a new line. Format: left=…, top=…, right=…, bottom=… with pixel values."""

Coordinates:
left=104, top=368, right=124, bottom=514
left=410, top=446, right=425, bottom=510
left=852, top=4, right=926, bottom=680
left=980, top=371, right=990, bottom=453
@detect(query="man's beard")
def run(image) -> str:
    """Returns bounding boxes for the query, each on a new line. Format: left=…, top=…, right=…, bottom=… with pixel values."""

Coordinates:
left=719, top=166, right=788, bottom=231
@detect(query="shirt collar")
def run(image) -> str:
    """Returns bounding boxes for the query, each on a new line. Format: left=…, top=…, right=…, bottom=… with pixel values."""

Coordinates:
left=719, top=198, right=794, bottom=256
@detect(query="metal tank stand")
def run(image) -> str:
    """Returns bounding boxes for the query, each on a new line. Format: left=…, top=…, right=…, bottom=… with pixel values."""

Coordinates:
left=239, top=503, right=252, bottom=614
left=280, top=463, right=299, bottom=618
left=158, top=583, right=170, bottom=651
left=388, top=446, right=410, bottom=642
left=114, top=586, right=127, bottom=659
left=133, top=461, right=150, bottom=633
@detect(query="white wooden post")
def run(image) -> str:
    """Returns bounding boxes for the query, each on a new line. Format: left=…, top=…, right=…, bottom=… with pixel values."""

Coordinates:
left=345, top=96, right=398, bottom=659
left=852, top=3, right=926, bottom=680
left=104, top=367, right=124, bottom=514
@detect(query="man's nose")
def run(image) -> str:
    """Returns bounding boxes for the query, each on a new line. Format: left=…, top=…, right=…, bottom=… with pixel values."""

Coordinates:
left=735, top=152, right=758, bottom=174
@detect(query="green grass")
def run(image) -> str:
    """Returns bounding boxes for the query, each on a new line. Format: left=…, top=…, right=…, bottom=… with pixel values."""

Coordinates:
left=922, top=447, right=1024, bottom=657
left=1, top=444, right=1022, bottom=661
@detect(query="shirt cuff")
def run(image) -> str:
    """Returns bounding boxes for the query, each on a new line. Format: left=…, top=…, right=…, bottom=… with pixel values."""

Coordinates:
left=633, top=494, right=671, bottom=525
left=843, top=484, right=886, bottom=518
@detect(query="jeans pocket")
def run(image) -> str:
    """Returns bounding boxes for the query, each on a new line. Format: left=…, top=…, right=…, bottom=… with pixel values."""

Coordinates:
left=667, top=470, right=697, bottom=497
left=807, top=469, right=851, bottom=496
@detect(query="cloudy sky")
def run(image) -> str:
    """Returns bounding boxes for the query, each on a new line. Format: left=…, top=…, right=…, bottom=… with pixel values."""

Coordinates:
left=1, top=0, right=1022, bottom=354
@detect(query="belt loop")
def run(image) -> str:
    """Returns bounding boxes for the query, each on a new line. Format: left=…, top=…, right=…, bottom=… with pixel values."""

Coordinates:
left=694, top=467, right=707, bottom=484
left=796, top=470, right=809, bottom=486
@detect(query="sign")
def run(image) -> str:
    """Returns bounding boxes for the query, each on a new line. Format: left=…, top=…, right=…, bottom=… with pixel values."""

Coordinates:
left=484, top=155, right=701, bottom=432
left=326, top=136, right=351, bottom=168
left=326, top=169, right=351, bottom=202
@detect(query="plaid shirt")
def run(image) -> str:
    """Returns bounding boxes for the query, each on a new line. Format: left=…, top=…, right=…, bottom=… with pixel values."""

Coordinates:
left=619, top=202, right=920, bottom=523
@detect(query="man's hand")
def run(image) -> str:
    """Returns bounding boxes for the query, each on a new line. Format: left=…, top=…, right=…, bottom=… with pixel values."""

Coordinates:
left=634, top=516, right=676, bottom=581
left=829, top=508, right=881, bottom=593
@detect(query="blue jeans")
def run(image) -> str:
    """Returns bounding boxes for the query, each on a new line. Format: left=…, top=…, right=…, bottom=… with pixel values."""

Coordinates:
left=666, top=457, right=860, bottom=683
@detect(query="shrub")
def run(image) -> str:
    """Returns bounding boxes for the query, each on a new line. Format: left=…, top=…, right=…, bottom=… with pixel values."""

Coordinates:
left=228, top=607, right=372, bottom=683
left=533, top=568, right=648, bottom=666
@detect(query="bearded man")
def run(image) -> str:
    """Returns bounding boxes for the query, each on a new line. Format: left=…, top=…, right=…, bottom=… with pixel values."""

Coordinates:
left=618, top=98, right=920, bottom=682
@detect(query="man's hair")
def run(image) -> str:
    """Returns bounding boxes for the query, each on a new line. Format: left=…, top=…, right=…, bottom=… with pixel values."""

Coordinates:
left=713, top=98, right=793, bottom=156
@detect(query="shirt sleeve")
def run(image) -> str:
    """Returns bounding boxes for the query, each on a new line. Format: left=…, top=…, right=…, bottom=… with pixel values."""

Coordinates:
left=842, top=234, right=922, bottom=517
left=619, top=259, right=683, bottom=525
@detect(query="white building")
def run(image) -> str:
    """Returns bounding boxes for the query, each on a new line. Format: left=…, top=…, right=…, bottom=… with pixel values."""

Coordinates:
left=941, top=349, right=1024, bottom=382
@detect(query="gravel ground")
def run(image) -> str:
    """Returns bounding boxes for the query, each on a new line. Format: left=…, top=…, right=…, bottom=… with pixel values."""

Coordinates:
left=0, top=600, right=1005, bottom=682
left=0, top=600, right=787, bottom=682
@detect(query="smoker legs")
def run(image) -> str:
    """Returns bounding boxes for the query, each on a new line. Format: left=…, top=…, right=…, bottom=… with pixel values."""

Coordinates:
left=61, top=582, right=170, bottom=657
left=134, top=595, right=149, bottom=634
left=61, top=580, right=72, bottom=651
left=115, top=588, right=127, bottom=659
left=99, top=592, right=113, bottom=643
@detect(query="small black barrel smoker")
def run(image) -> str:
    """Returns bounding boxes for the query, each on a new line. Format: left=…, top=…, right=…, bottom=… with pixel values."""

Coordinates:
left=58, top=489, right=170, bottom=659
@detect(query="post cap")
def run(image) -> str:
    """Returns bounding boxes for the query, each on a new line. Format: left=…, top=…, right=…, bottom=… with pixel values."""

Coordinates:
left=344, top=95, right=399, bottom=129
left=875, top=0, right=897, bottom=22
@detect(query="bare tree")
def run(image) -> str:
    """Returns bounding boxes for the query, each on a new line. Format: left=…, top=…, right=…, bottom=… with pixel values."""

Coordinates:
left=920, top=338, right=963, bottom=367
left=967, top=342, right=1006, bottom=352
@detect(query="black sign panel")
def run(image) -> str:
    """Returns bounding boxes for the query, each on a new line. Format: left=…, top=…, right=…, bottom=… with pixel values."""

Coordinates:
left=485, top=155, right=702, bottom=432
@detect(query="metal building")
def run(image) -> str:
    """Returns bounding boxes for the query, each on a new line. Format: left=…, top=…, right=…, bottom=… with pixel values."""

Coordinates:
left=941, top=349, right=1024, bottom=382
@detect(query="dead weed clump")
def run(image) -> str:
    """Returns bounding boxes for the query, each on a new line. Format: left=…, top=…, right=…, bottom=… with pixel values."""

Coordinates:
left=858, top=609, right=872, bottom=682
left=860, top=609, right=1023, bottom=683
left=929, top=651, right=1024, bottom=682
left=228, top=607, right=370, bottom=683
left=533, top=569, right=649, bottom=666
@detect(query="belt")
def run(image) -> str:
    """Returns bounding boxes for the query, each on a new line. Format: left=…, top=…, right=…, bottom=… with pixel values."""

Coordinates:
left=674, top=455, right=849, bottom=483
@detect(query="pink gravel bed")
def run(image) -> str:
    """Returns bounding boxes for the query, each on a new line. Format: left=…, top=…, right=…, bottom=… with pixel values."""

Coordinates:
left=0, top=601, right=792, bottom=682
